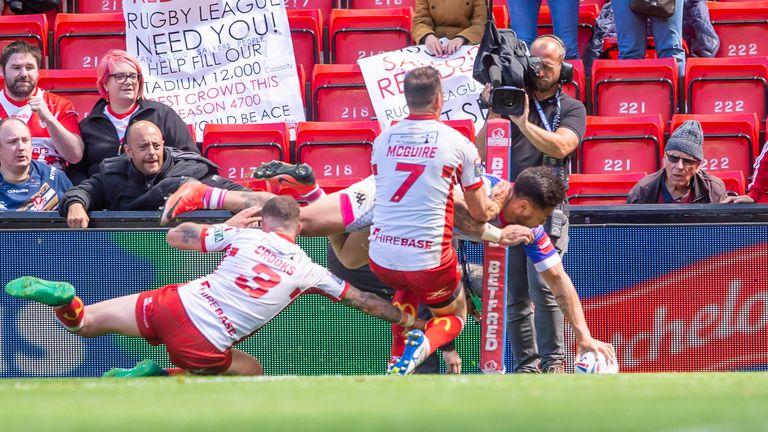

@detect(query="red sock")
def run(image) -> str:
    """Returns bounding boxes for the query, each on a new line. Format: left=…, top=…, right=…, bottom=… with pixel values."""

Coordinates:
left=54, top=296, right=85, bottom=332
left=299, top=185, right=325, bottom=203
left=391, top=290, right=419, bottom=358
left=162, top=368, right=185, bottom=376
left=424, top=315, right=464, bottom=356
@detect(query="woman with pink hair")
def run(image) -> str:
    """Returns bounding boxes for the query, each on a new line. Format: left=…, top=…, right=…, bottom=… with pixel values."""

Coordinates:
left=68, top=50, right=198, bottom=185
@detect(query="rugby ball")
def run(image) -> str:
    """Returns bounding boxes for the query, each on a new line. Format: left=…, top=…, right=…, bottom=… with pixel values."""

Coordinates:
left=574, top=351, right=619, bottom=374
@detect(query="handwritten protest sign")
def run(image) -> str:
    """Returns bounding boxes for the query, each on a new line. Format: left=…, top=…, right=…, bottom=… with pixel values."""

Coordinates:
left=358, top=44, right=486, bottom=132
left=123, top=0, right=305, bottom=136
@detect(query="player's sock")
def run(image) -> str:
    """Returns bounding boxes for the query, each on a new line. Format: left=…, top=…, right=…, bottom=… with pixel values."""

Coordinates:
left=298, top=184, right=325, bottom=204
left=54, top=296, right=85, bottom=332
left=161, top=367, right=185, bottom=376
left=102, top=359, right=165, bottom=378
left=423, top=315, right=464, bottom=356
left=390, top=290, right=419, bottom=359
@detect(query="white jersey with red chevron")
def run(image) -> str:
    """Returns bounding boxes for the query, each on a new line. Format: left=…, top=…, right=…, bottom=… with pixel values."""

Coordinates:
left=176, top=224, right=349, bottom=352
left=0, top=88, right=80, bottom=170
left=369, top=116, right=484, bottom=271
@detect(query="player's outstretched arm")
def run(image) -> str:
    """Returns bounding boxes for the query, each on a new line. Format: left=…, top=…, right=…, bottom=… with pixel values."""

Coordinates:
left=340, top=285, right=426, bottom=330
left=166, top=222, right=208, bottom=251
left=541, top=263, right=617, bottom=363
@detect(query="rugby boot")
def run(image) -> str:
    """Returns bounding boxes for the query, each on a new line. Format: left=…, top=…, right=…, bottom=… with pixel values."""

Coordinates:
left=389, top=329, right=431, bottom=376
left=252, top=161, right=318, bottom=201
left=160, top=178, right=208, bottom=225
left=5, top=276, right=75, bottom=307
left=103, top=359, right=165, bottom=378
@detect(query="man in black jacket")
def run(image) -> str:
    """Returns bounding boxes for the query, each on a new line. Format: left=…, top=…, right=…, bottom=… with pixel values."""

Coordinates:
left=60, top=120, right=249, bottom=228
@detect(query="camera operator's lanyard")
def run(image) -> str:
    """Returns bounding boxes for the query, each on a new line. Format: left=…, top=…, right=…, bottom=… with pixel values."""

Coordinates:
left=533, top=89, right=569, bottom=189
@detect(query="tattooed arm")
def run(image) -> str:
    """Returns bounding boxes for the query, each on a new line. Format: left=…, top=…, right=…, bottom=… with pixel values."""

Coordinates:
left=166, top=222, right=207, bottom=251
left=340, top=285, right=426, bottom=330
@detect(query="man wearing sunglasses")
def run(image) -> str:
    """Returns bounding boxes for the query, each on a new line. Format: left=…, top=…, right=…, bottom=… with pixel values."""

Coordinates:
left=627, top=120, right=727, bottom=204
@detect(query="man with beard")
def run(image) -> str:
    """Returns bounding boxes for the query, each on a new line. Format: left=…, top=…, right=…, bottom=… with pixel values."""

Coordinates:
left=476, top=34, right=587, bottom=373
left=0, top=41, right=83, bottom=170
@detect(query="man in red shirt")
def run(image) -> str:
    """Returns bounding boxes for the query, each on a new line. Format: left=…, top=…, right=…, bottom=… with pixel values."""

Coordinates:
left=0, top=41, right=83, bottom=170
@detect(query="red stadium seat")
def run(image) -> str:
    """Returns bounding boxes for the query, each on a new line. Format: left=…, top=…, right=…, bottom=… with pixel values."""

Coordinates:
left=579, top=115, right=664, bottom=175
left=536, top=4, right=597, bottom=58
left=54, top=13, right=126, bottom=69
left=444, top=119, right=476, bottom=143
left=562, top=59, right=586, bottom=103
left=685, top=57, right=768, bottom=127
left=202, top=123, right=291, bottom=182
left=714, top=170, right=747, bottom=196
left=328, top=8, right=412, bottom=64
left=493, top=4, right=510, bottom=28
left=284, top=0, right=338, bottom=24
left=295, top=121, right=380, bottom=191
left=0, top=15, right=48, bottom=67
left=591, top=58, right=678, bottom=125
left=670, top=113, right=760, bottom=177
left=37, top=69, right=99, bottom=120
left=567, top=172, right=647, bottom=205
left=287, top=9, right=323, bottom=77
left=311, top=64, right=375, bottom=121
left=76, top=0, right=122, bottom=12
left=707, top=1, right=768, bottom=58
left=348, top=0, right=416, bottom=9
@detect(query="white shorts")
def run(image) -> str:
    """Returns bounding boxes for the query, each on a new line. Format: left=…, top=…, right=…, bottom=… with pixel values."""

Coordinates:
left=339, top=175, right=376, bottom=233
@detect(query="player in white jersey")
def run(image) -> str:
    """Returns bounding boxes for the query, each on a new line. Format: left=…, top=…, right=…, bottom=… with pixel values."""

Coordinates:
left=366, top=67, right=509, bottom=375
left=5, top=196, right=424, bottom=377
left=0, top=41, right=83, bottom=170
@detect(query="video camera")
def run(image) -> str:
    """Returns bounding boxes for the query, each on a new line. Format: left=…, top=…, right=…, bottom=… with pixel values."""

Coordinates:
left=474, top=25, right=573, bottom=117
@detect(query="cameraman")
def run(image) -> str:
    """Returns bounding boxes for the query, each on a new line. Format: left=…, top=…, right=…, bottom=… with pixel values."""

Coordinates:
left=477, top=35, right=586, bottom=373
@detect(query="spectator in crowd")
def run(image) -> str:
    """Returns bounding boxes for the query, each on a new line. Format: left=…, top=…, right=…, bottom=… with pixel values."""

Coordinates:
left=0, top=41, right=84, bottom=170
left=412, top=0, right=486, bottom=56
left=613, top=0, right=686, bottom=76
left=0, top=117, right=71, bottom=211
left=723, top=145, right=768, bottom=204
left=69, top=50, right=198, bottom=185
left=477, top=34, right=587, bottom=373
left=509, top=0, right=580, bottom=59
left=627, top=120, right=727, bottom=204
left=60, top=120, right=248, bottom=228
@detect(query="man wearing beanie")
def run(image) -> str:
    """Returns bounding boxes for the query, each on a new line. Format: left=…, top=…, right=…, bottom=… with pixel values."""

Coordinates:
left=627, top=120, right=727, bottom=204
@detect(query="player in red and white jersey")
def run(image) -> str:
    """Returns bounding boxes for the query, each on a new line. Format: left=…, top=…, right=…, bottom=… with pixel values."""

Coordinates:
left=367, top=67, right=508, bottom=375
left=5, top=196, right=423, bottom=377
left=0, top=41, right=83, bottom=170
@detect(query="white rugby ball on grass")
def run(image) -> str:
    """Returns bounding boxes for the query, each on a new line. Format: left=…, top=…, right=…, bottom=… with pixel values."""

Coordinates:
left=574, top=351, right=619, bottom=374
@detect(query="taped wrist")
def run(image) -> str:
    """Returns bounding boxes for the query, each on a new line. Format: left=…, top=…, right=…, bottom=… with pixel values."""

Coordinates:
left=481, top=224, right=502, bottom=243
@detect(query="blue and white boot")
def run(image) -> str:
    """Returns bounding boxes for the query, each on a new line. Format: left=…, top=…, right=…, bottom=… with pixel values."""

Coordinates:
left=389, top=329, right=431, bottom=376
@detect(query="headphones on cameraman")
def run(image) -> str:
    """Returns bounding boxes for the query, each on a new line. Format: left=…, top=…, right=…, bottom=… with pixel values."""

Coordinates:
left=534, top=34, right=574, bottom=84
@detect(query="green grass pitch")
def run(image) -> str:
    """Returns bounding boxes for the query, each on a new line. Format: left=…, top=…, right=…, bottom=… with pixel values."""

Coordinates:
left=2, top=373, right=767, bottom=431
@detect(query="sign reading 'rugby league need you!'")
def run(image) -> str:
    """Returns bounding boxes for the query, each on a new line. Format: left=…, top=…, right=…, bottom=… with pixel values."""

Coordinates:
left=123, top=0, right=305, bottom=136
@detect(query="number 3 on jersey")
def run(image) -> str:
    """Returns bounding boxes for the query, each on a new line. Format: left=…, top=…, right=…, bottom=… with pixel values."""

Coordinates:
left=390, top=162, right=425, bottom=202
left=235, top=264, right=281, bottom=299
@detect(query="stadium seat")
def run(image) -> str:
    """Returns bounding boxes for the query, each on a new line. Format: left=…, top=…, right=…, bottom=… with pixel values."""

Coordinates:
left=0, top=14, right=48, bottom=67
left=591, top=58, right=678, bottom=125
left=284, top=0, right=339, bottom=24
left=311, top=64, right=375, bottom=121
left=493, top=4, right=510, bottom=28
left=54, top=13, right=126, bottom=69
left=444, top=119, right=476, bottom=143
left=536, top=4, right=597, bottom=58
left=328, top=8, right=412, bottom=64
left=567, top=172, right=647, bottom=205
left=287, top=10, right=323, bottom=77
left=37, top=69, right=100, bottom=120
left=75, top=0, right=123, bottom=12
left=578, top=115, right=664, bottom=175
left=202, top=123, right=291, bottom=182
left=562, top=59, right=586, bottom=103
left=670, top=113, right=760, bottom=177
left=714, top=170, right=747, bottom=196
left=707, top=1, right=768, bottom=58
left=295, top=121, right=380, bottom=191
left=348, top=0, right=416, bottom=9
left=685, top=57, right=768, bottom=128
